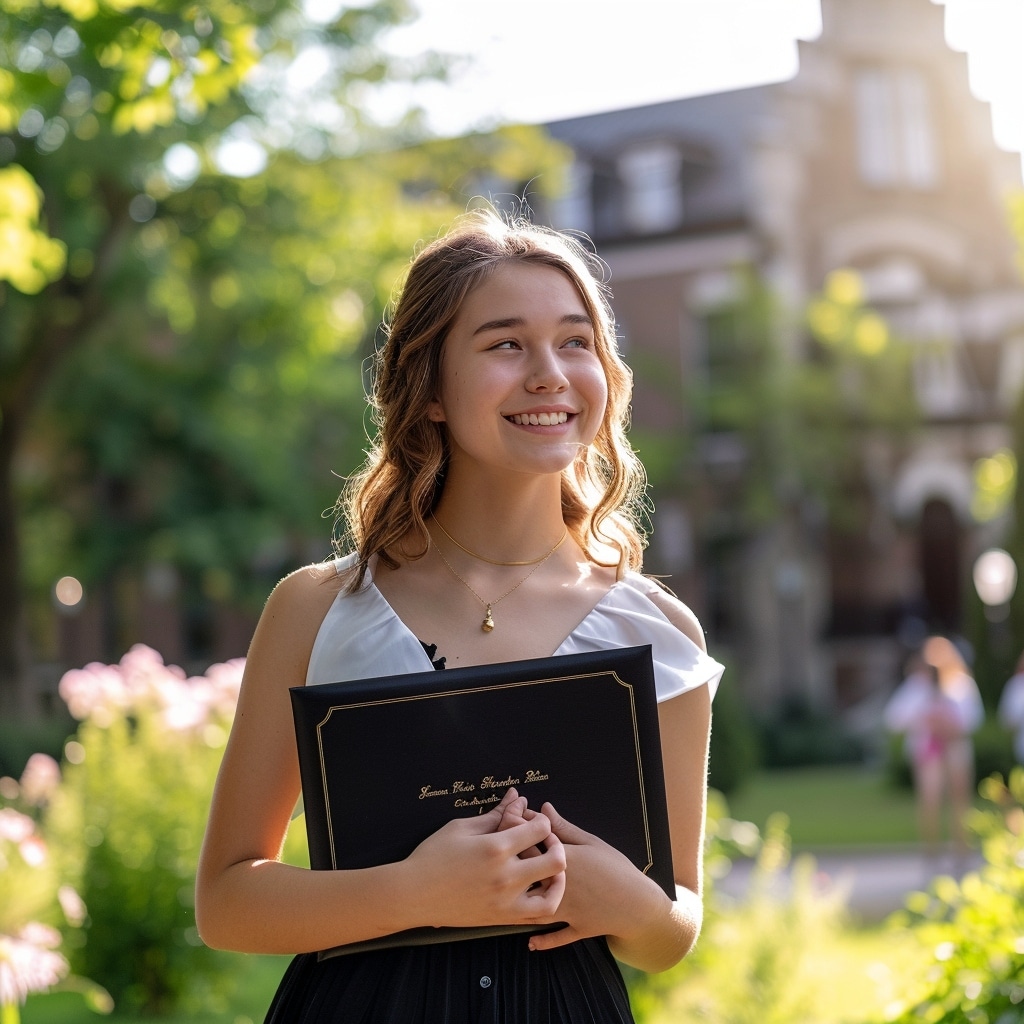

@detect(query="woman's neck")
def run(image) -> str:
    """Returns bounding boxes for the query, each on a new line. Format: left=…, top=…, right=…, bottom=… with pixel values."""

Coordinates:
left=430, top=475, right=567, bottom=565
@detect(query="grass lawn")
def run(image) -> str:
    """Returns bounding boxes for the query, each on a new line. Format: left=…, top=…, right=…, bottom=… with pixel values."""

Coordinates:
left=724, top=764, right=941, bottom=849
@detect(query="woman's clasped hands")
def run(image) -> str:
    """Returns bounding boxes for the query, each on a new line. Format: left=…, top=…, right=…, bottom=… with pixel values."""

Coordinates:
left=497, top=790, right=667, bottom=954
left=403, top=786, right=663, bottom=952
left=403, top=788, right=567, bottom=931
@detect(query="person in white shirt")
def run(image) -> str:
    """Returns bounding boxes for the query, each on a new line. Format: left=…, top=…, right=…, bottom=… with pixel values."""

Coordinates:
left=884, top=636, right=983, bottom=862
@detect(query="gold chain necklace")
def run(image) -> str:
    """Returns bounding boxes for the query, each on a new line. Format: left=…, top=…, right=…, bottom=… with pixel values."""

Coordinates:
left=430, top=524, right=568, bottom=632
left=431, top=515, right=566, bottom=566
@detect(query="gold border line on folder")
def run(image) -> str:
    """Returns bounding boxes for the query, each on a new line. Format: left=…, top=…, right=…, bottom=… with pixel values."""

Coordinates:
left=312, top=669, right=655, bottom=876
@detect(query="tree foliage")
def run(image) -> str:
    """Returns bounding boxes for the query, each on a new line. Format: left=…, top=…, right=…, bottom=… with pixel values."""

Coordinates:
left=992, top=192, right=1024, bottom=707
left=690, top=267, right=918, bottom=530
left=0, top=0, right=567, bottom=711
left=881, top=770, right=1024, bottom=1024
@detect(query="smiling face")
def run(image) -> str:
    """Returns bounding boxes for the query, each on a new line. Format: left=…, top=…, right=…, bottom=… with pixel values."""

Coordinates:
left=427, top=261, right=609, bottom=484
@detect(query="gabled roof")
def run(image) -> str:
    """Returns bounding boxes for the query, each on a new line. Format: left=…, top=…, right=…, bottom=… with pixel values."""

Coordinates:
left=543, top=86, right=775, bottom=236
left=544, top=84, right=773, bottom=157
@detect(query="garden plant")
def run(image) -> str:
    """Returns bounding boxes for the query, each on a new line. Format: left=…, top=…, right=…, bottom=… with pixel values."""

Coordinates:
left=626, top=795, right=858, bottom=1024
left=8, top=646, right=1024, bottom=1024
left=880, top=767, right=1024, bottom=1024
left=41, top=646, right=248, bottom=1017
left=0, top=753, right=109, bottom=1023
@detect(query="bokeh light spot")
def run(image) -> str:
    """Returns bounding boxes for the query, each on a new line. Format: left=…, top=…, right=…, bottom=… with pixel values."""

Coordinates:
left=54, top=575, right=84, bottom=606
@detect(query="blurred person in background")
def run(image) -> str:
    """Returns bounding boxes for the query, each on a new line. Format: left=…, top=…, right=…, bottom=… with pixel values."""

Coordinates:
left=883, top=636, right=983, bottom=869
left=998, top=651, right=1024, bottom=765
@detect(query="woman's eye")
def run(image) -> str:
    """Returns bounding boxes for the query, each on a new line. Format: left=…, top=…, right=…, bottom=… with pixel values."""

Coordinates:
left=491, top=339, right=520, bottom=350
left=563, top=337, right=589, bottom=349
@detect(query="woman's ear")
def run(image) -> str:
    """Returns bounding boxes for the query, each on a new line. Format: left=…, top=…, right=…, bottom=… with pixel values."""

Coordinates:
left=426, top=400, right=446, bottom=423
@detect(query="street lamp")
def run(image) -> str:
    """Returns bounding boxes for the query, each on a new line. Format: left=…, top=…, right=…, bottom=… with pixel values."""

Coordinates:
left=972, top=548, right=1017, bottom=702
left=973, top=548, right=1017, bottom=620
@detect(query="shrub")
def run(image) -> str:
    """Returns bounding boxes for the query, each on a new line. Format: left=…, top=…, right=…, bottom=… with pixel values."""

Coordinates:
left=626, top=790, right=853, bottom=1023
left=707, top=670, right=761, bottom=795
left=880, top=767, right=1024, bottom=1023
left=882, top=730, right=913, bottom=791
left=623, top=788, right=764, bottom=1020
left=673, top=819, right=849, bottom=1022
left=0, top=716, right=74, bottom=780
left=972, top=718, right=1016, bottom=784
left=0, top=755, right=109, bottom=1023
left=757, top=695, right=864, bottom=769
left=46, top=645, right=245, bottom=1017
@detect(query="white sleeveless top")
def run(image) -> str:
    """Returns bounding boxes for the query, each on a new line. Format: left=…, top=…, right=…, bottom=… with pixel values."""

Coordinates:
left=307, top=554, right=723, bottom=701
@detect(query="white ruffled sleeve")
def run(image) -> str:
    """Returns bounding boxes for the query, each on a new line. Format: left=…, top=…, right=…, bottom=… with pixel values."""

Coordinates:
left=555, top=573, right=724, bottom=703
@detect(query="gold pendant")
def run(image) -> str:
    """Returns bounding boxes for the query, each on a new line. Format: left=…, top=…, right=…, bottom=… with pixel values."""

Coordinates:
left=482, top=606, right=495, bottom=632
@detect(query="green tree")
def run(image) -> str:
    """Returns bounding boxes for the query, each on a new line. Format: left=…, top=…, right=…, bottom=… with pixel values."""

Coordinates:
left=995, top=191, right=1024, bottom=707
left=0, top=1, right=567, bottom=714
left=691, top=267, right=918, bottom=528
left=0, top=0, right=411, bottom=712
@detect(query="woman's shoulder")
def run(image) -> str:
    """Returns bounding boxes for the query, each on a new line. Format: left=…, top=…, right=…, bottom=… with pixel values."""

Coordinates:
left=265, top=558, right=351, bottom=622
left=620, top=571, right=708, bottom=654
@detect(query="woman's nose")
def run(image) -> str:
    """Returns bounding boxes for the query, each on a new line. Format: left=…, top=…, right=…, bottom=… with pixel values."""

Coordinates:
left=526, top=352, right=569, bottom=392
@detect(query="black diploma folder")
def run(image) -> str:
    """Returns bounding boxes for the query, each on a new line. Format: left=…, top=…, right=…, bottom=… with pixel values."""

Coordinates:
left=289, top=644, right=674, bottom=957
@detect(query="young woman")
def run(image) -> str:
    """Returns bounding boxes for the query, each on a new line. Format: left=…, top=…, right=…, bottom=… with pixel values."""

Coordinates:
left=195, top=209, right=722, bottom=1023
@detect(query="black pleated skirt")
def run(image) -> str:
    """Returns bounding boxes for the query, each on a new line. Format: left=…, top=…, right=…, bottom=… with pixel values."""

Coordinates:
left=263, top=933, right=635, bottom=1023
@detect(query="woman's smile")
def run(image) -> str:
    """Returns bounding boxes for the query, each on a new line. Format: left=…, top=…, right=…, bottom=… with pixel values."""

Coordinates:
left=505, top=410, right=572, bottom=427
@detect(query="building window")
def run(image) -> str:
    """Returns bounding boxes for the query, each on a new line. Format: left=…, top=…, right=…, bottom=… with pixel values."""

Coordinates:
left=913, top=347, right=972, bottom=418
left=854, top=67, right=938, bottom=188
left=617, top=142, right=683, bottom=234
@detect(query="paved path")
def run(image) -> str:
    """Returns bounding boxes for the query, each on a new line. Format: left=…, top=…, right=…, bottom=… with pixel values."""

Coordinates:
left=713, top=847, right=983, bottom=922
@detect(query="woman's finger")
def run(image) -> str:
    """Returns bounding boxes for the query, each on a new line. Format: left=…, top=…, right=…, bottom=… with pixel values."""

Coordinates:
left=541, top=802, right=593, bottom=846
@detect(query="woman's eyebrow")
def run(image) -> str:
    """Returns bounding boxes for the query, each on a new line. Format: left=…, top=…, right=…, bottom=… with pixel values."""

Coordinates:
left=472, top=313, right=594, bottom=336
left=562, top=313, right=594, bottom=328
left=473, top=316, right=525, bottom=335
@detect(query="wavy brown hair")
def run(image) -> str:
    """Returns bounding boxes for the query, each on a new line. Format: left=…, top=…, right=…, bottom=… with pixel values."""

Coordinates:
left=333, top=208, right=648, bottom=590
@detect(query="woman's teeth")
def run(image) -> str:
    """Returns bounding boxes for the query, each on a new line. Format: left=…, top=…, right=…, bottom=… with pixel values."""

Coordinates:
left=508, top=412, right=569, bottom=426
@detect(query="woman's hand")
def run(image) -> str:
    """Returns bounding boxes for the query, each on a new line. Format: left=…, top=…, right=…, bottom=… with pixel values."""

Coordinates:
left=500, top=800, right=668, bottom=952
left=403, top=788, right=566, bottom=929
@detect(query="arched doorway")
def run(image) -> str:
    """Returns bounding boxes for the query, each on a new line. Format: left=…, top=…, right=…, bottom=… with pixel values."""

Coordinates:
left=919, top=497, right=962, bottom=633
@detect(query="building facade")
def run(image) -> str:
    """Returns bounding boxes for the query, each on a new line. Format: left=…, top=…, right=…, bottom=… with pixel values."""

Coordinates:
left=537, top=0, right=1024, bottom=721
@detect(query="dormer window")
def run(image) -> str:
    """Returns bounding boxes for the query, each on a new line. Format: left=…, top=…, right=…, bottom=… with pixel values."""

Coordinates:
left=618, top=142, right=683, bottom=233
left=854, top=67, right=938, bottom=189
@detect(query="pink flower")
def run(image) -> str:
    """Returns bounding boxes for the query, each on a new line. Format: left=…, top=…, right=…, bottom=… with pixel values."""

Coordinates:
left=162, top=689, right=209, bottom=731
left=57, top=886, right=86, bottom=928
left=120, top=645, right=186, bottom=709
left=189, top=659, right=244, bottom=726
left=0, top=923, right=69, bottom=1006
left=18, top=754, right=60, bottom=807
left=0, top=809, right=34, bottom=844
left=18, top=835, right=47, bottom=868
left=58, top=663, right=128, bottom=721
left=58, top=646, right=245, bottom=732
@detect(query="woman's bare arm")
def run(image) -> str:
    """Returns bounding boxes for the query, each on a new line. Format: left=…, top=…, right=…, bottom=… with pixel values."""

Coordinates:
left=195, top=567, right=566, bottom=954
